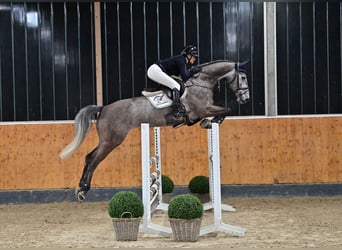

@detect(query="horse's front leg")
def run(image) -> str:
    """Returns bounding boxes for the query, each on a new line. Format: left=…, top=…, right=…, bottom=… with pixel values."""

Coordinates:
left=212, top=100, right=239, bottom=123
left=205, top=104, right=231, bottom=115
left=200, top=116, right=226, bottom=129
left=211, top=114, right=226, bottom=124
left=199, top=104, right=234, bottom=129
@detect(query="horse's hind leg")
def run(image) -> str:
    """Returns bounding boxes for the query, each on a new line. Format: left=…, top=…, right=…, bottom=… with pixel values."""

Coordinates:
left=76, top=141, right=117, bottom=201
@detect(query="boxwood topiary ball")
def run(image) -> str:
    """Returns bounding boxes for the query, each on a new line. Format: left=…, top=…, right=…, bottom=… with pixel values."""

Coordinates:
left=162, top=175, right=174, bottom=194
left=108, top=191, right=144, bottom=218
left=188, top=175, right=209, bottom=194
left=168, top=194, right=203, bottom=219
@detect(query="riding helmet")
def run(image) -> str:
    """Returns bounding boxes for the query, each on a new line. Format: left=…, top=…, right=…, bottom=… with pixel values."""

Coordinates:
left=181, top=45, right=199, bottom=57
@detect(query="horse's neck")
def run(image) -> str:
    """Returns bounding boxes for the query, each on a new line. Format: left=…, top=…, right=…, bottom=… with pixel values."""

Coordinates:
left=183, top=77, right=215, bottom=102
left=188, top=75, right=217, bottom=89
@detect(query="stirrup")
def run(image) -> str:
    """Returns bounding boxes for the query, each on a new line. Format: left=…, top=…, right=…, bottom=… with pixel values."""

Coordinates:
left=173, top=106, right=186, bottom=118
left=173, top=111, right=185, bottom=119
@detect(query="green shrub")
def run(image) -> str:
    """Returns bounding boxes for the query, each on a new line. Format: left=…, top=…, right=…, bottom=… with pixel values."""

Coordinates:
left=162, top=175, right=174, bottom=194
left=168, top=194, right=203, bottom=219
left=188, top=175, right=209, bottom=194
left=108, top=191, right=144, bottom=218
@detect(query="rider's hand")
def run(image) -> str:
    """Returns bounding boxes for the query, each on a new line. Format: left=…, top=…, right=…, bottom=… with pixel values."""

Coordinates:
left=190, top=66, right=202, bottom=75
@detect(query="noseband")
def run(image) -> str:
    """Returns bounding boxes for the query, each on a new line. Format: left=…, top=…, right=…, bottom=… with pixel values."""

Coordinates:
left=226, top=69, right=248, bottom=91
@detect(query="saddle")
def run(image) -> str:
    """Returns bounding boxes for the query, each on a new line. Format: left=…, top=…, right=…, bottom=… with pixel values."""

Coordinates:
left=142, top=78, right=192, bottom=128
left=142, top=77, right=185, bottom=109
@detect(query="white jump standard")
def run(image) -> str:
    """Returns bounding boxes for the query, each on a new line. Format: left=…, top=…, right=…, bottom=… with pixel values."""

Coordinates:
left=139, top=123, right=246, bottom=237
left=200, top=122, right=246, bottom=236
left=140, top=124, right=171, bottom=235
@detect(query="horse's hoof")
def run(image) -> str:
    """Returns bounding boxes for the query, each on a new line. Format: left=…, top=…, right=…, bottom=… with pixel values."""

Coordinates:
left=200, top=119, right=212, bottom=129
left=75, top=189, right=86, bottom=202
left=173, top=122, right=185, bottom=129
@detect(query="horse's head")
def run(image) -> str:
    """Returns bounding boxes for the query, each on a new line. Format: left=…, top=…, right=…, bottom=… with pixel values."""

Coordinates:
left=198, top=60, right=250, bottom=104
left=226, top=66, right=250, bottom=104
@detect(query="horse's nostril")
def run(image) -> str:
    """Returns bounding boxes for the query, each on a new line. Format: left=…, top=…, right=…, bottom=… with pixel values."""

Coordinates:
left=239, top=97, right=250, bottom=104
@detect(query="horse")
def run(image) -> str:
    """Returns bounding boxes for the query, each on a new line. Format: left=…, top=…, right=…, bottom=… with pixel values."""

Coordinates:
left=59, top=59, right=250, bottom=201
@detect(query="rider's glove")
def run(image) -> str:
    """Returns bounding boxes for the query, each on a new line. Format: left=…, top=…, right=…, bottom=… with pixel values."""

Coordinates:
left=190, top=66, right=202, bottom=75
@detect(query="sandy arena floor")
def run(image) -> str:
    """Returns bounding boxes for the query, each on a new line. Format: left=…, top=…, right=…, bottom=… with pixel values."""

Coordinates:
left=0, top=196, right=341, bottom=248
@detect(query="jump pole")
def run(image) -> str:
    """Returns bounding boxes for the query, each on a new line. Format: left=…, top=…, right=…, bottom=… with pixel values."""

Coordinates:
left=200, top=122, right=246, bottom=236
left=139, top=123, right=171, bottom=236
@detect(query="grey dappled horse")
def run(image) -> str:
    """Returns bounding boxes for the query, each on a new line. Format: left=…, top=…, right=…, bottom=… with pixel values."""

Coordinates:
left=59, top=60, right=250, bottom=201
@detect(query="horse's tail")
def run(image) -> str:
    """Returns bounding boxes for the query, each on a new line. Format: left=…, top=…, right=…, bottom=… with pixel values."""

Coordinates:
left=59, top=105, right=103, bottom=160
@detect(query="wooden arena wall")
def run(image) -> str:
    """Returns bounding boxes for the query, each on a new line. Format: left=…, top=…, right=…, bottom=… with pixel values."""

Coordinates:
left=1, top=116, right=342, bottom=191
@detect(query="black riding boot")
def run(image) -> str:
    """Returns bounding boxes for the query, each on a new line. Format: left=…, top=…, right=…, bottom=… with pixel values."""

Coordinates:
left=172, top=88, right=186, bottom=118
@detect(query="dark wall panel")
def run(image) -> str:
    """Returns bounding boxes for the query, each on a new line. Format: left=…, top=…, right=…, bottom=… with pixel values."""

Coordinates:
left=65, top=3, right=80, bottom=118
left=0, top=4, right=14, bottom=121
left=171, top=2, right=185, bottom=56
left=101, top=1, right=264, bottom=116
left=212, top=2, right=225, bottom=61
left=250, top=2, right=265, bottom=115
left=0, top=2, right=96, bottom=122
left=102, top=3, right=119, bottom=104
left=39, top=3, right=55, bottom=121
left=118, top=3, right=133, bottom=100
left=132, top=2, right=146, bottom=97
left=327, top=2, right=341, bottom=114
left=301, top=2, right=315, bottom=114
left=276, top=2, right=341, bottom=115
left=276, top=3, right=290, bottom=115
left=53, top=3, right=67, bottom=120
left=287, top=3, right=301, bottom=115
left=314, top=2, right=328, bottom=114
left=1, top=1, right=339, bottom=121
left=79, top=4, right=96, bottom=109
left=13, top=4, right=28, bottom=120
left=26, top=3, right=41, bottom=121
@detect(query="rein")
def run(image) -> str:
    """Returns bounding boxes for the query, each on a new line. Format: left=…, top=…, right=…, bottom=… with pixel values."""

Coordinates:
left=184, top=70, right=232, bottom=90
left=185, top=69, right=246, bottom=91
left=184, top=70, right=219, bottom=89
left=184, top=77, right=213, bottom=90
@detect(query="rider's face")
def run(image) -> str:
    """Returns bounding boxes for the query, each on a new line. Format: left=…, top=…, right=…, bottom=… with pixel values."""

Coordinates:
left=188, top=55, right=197, bottom=65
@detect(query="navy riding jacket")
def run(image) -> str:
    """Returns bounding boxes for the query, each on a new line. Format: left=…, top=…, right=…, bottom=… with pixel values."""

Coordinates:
left=157, top=55, right=194, bottom=82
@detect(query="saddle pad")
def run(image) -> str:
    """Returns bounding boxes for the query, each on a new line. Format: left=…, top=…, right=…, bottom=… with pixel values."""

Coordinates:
left=141, top=90, right=173, bottom=109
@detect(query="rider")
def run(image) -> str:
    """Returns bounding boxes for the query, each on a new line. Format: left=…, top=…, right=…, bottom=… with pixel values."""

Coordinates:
left=147, top=45, right=202, bottom=118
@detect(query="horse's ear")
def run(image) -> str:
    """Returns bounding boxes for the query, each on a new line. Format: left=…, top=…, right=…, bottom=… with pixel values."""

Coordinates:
left=236, top=60, right=250, bottom=70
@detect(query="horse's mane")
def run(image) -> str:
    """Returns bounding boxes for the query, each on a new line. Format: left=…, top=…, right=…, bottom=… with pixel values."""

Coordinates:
left=197, top=59, right=235, bottom=68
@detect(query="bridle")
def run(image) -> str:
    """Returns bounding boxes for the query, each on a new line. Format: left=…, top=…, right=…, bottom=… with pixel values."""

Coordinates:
left=184, top=64, right=249, bottom=97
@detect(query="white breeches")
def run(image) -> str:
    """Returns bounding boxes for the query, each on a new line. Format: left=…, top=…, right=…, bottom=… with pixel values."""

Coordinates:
left=147, top=64, right=180, bottom=91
